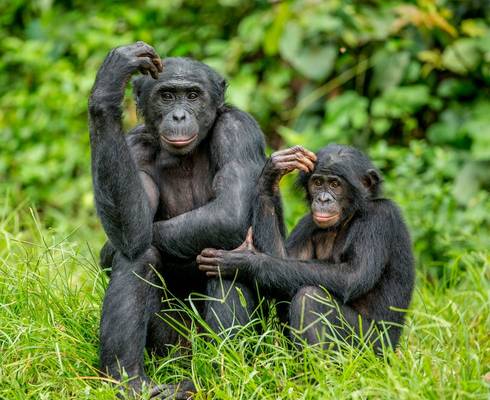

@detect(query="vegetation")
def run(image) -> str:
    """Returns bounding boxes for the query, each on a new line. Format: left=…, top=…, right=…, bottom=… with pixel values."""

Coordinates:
left=0, top=1, right=489, bottom=398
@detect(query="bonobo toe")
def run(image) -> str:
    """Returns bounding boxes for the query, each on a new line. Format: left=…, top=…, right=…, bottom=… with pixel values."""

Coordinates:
left=150, top=380, right=197, bottom=399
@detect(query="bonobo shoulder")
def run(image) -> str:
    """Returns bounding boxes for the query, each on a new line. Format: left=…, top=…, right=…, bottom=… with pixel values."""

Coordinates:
left=125, top=125, right=158, bottom=168
left=364, top=198, right=411, bottom=240
left=211, top=105, right=266, bottom=163
left=215, top=106, right=264, bottom=137
left=368, top=198, right=405, bottom=222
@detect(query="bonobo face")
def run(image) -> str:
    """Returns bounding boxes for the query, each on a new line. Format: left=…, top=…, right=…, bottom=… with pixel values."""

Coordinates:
left=134, top=58, right=226, bottom=155
left=149, top=79, right=213, bottom=154
left=301, top=144, right=382, bottom=230
left=308, top=173, right=344, bottom=228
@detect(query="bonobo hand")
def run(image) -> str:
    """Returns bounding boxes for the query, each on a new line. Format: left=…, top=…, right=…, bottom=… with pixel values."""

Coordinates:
left=92, top=41, right=163, bottom=95
left=197, top=228, right=257, bottom=278
left=259, top=145, right=317, bottom=194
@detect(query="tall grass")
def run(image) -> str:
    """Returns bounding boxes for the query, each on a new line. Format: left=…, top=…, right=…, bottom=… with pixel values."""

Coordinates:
left=0, top=206, right=489, bottom=399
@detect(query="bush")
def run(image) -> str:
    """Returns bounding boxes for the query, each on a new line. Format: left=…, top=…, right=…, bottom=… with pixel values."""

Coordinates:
left=1, top=0, right=489, bottom=269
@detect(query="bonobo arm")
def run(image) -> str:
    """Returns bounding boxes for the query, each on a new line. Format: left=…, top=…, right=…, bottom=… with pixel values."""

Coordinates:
left=198, top=210, right=390, bottom=301
left=88, top=42, right=163, bottom=260
left=153, top=108, right=266, bottom=259
left=252, top=146, right=317, bottom=257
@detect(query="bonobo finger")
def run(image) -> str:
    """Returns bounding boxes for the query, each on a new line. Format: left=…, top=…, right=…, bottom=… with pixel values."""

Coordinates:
left=271, top=147, right=297, bottom=159
left=153, top=57, right=163, bottom=72
left=245, top=227, right=254, bottom=248
left=200, top=248, right=219, bottom=257
left=206, top=272, right=220, bottom=278
left=275, top=153, right=315, bottom=171
left=136, top=57, right=159, bottom=79
left=134, top=41, right=158, bottom=58
left=198, top=264, right=219, bottom=272
left=234, top=240, right=248, bottom=252
left=276, top=161, right=310, bottom=173
left=301, top=147, right=317, bottom=162
left=196, top=255, right=219, bottom=265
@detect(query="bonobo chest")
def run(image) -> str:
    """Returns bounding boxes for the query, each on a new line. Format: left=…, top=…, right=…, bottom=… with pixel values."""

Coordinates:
left=312, top=228, right=347, bottom=262
left=156, top=149, right=215, bottom=219
left=313, top=231, right=337, bottom=261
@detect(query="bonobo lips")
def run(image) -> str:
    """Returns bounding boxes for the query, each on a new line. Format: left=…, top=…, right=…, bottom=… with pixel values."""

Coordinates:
left=313, top=213, right=339, bottom=223
left=161, top=134, right=198, bottom=148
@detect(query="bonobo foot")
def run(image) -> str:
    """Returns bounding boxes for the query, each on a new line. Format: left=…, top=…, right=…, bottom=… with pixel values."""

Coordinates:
left=149, top=380, right=197, bottom=399
left=114, top=375, right=153, bottom=399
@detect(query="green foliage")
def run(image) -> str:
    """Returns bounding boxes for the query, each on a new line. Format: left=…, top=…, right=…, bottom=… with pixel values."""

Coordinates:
left=1, top=1, right=490, bottom=397
left=0, top=210, right=489, bottom=399
left=0, top=0, right=488, bottom=285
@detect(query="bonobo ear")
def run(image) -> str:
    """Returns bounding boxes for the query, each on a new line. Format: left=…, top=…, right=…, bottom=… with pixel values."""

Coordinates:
left=132, top=76, right=148, bottom=113
left=362, top=169, right=381, bottom=195
left=296, top=170, right=313, bottom=202
left=217, top=77, right=228, bottom=108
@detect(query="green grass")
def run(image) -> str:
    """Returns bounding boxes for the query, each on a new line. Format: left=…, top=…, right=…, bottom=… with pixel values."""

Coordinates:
left=0, top=206, right=489, bottom=400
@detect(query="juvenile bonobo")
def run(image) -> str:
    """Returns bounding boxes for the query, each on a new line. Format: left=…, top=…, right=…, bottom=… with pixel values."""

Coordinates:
left=198, top=144, right=415, bottom=351
left=88, top=41, right=266, bottom=397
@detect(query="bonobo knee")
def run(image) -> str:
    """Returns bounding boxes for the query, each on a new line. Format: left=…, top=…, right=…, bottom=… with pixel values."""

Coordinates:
left=112, top=245, right=162, bottom=279
left=292, top=285, right=325, bottom=305
left=138, top=245, right=161, bottom=266
left=290, top=286, right=326, bottom=324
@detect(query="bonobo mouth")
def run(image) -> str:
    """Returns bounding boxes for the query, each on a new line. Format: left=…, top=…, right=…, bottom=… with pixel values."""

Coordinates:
left=161, top=134, right=198, bottom=148
left=313, top=212, right=339, bottom=225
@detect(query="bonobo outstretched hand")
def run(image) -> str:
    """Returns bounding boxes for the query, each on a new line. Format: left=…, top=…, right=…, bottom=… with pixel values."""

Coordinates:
left=198, top=146, right=318, bottom=277
left=259, top=146, right=317, bottom=195
left=90, top=41, right=163, bottom=103
left=197, top=228, right=258, bottom=278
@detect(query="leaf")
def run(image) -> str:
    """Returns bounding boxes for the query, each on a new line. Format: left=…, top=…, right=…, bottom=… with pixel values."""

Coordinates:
left=234, top=287, right=248, bottom=309
left=279, top=21, right=337, bottom=81
left=279, top=21, right=302, bottom=61
left=325, top=91, right=368, bottom=130
left=371, top=49, right=410, bottom=92
left=442, top=39, right=481, bottom=75
left=437, top=78, right=476, bottom=98
left=461, top=19, right=488, bottom=38
left=453, top=161, right=490, bottom=205
left=372, top=85, right=431, bottom=118
left=263, top=2, right=290, bottom=56
left=292, top=45, right=337, bottom=81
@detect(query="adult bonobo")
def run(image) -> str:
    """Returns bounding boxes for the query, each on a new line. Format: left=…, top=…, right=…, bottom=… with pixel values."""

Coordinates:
left=88, top=41, right=266, bottom=397
left=198, top=144, right=415, bottom=351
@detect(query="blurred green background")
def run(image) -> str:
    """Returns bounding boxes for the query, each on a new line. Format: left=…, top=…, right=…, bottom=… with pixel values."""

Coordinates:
left=1, top=0, right=489, bottom=280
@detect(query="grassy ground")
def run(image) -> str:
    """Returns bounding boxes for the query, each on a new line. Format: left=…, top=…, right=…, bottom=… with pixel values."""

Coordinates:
left=0, top=205, right=489, bottom=400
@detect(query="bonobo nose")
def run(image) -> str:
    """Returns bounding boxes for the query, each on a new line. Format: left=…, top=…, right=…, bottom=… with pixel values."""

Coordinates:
left=172, top=110, right=186, bottom=122
left=318, top=192, right=333, bottom=204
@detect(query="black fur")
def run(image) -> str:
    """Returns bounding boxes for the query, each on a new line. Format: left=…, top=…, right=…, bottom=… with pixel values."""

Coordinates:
left=198, top=144, right=415, bottom=351
left=88, top=42, right=266, bottom=395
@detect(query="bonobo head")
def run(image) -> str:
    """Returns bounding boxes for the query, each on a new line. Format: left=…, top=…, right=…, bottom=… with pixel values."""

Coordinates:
left=133, top=57, right=227, bottom=155
left=299, top=144, right=382, bottom=229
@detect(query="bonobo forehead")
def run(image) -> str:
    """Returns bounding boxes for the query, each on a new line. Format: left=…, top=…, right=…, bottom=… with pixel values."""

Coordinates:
left=314, top=144, right=374, bottom=179
left=157, top=57, right=225, bottom=91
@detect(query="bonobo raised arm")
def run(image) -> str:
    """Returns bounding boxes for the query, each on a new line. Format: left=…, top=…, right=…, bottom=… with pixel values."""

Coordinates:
left=89, top=42, right=162, bottom=260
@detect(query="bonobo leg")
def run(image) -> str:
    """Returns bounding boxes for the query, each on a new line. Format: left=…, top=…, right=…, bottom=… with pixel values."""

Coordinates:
left=289, top=286, right=392, bottom=351
left=146, top=296, right=192, bottom=358
left=203, top=279, right=256, bottom=335
left=99, top=241, right=116, bottom=273
left=99, top=246, right=162, bottom=393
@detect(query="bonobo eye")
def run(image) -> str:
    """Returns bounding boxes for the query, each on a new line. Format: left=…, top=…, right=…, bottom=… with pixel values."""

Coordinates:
left=312, top=177, right=323, bottom=187
left=161, top=91, right=174, bottom=101
left=329, top=179, right=340, bottom=189
left=187, top=91, right=199, bottom=100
